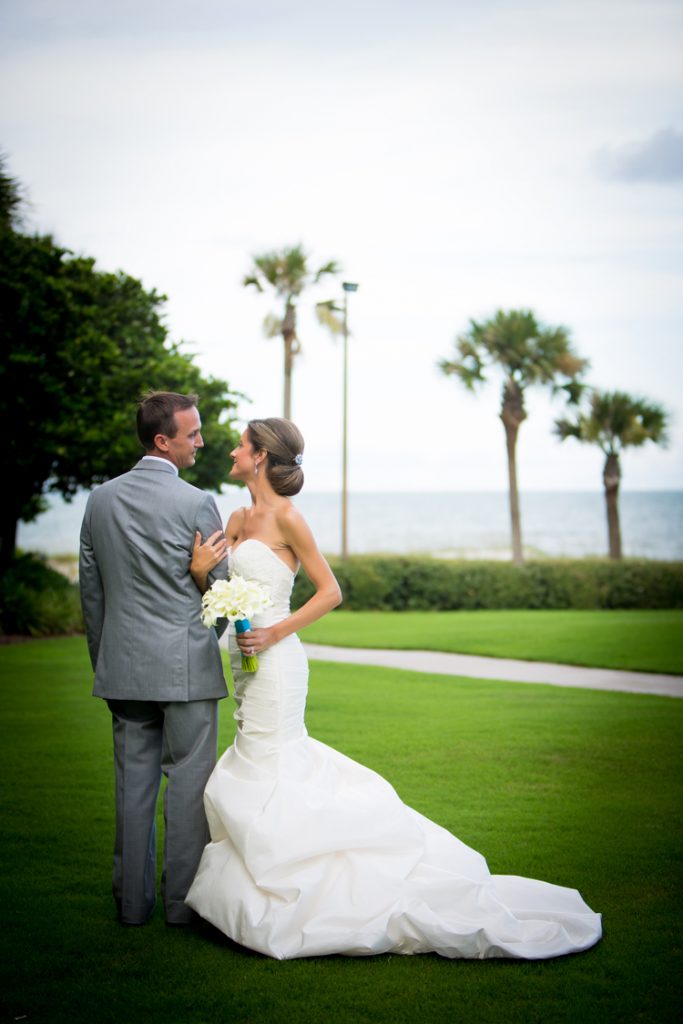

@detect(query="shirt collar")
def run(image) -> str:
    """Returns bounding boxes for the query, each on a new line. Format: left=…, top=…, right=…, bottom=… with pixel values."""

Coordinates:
left=140, top=455, right=179, bottom=476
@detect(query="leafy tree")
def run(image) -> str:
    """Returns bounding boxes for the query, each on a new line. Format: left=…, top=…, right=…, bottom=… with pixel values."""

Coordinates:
left=439, top=309, right=587, bottom=565
left=243, top=244, right=339, bottom=419
left=0, top=153, right=23, bottom=232
left=555, top=390, right=669, bottom=559
left=0, top=158, right=242, bottom=573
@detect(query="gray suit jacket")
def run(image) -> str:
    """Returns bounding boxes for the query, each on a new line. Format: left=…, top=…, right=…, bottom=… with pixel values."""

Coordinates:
left=79, top=458, right=229, bottom=702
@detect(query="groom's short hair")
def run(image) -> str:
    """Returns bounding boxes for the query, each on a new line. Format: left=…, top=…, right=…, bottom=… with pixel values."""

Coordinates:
left=137, top=391, right=199, bottom=450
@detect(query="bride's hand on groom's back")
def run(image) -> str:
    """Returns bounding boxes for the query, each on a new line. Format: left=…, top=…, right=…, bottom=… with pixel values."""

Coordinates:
left=190, top=530, right=228, bottom=590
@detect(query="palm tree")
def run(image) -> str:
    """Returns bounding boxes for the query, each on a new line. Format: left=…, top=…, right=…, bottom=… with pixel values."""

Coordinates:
left=439, top=309, right=587, bottom=565
left=555, top=390, right=668, bottom=559
left=243, top=244, right=340, bottom=419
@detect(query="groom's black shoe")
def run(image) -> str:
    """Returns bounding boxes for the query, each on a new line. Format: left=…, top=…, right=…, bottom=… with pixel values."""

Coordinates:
left=166, top=908, right=200, bottom=927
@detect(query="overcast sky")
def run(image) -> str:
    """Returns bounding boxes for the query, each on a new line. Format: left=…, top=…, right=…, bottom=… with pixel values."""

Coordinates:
left=2, top=0, right=682, bottom=492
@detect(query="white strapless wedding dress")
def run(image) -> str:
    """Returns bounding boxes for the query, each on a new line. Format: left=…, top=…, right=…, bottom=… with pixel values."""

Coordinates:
left=186, top=540, right=602, bottom=960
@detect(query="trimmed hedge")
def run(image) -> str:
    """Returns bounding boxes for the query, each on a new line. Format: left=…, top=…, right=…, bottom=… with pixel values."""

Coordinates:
left=4, top=553, right=680, bottom=638
left=0, top=553, right=83, bottom=637
left=292, top=556, right=683, bottom=611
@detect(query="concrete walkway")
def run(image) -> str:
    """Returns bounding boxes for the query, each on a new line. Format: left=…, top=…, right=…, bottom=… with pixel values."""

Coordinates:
left=303, top=643, right=683, bottom=698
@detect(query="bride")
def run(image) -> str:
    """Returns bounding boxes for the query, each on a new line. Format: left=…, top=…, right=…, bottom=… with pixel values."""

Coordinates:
left=185, top=417, right=602, bottom=960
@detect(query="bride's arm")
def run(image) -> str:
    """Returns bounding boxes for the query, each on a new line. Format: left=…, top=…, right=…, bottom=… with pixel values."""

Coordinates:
left=238, top=507, right=341, bottom=653
left=272, top=512, right=342, bottom=640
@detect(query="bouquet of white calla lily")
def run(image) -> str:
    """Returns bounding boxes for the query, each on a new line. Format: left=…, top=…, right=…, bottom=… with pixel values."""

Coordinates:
left=201, top=573, right=272, bottom=672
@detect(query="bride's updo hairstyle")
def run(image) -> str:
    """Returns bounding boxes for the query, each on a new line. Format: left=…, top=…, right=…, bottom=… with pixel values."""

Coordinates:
left=247, top=418, right=305, bottom=496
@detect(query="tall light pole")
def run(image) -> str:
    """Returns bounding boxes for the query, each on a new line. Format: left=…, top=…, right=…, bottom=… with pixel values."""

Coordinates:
left=341, top=281, right=358, bottom=561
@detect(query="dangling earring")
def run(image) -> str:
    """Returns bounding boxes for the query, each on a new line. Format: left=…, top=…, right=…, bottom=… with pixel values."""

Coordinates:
left=254, top=463, right=259, bottom=476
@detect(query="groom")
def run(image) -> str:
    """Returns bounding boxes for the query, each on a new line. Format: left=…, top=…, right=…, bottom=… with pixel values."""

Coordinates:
left=79, top=391, right=229, bottom=925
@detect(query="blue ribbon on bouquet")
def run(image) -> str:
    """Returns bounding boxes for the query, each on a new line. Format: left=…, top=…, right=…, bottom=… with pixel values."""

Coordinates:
left=234, top=618, right=259, bottom=672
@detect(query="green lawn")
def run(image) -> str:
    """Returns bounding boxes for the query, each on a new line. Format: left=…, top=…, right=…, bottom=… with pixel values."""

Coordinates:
left=1, top=637, right=681, bottom=1024
left=300, top=609, right=683, bottom=674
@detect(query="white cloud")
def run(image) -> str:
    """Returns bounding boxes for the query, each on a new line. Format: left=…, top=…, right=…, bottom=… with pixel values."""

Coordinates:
left=596, top=127, right=683, bottom=183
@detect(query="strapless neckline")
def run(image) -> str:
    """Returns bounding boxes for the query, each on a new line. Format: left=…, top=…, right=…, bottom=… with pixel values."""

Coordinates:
left=229, top=538, right=296, bottom=576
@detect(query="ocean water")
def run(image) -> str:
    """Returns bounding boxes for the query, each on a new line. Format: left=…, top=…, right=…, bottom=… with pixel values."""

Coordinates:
left=16, top=489, right=683, bottom=561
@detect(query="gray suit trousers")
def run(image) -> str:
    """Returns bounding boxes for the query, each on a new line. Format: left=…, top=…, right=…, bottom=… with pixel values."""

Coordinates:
left=108, top=698, right=218, bottom=925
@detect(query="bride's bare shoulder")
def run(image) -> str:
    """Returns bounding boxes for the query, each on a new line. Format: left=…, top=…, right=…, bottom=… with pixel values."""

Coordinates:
left=226, top=507, right=247, bottom=543
left=276, top=501, right=314, bottom=543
